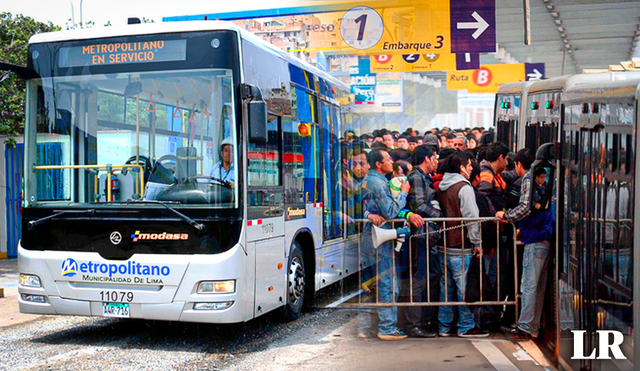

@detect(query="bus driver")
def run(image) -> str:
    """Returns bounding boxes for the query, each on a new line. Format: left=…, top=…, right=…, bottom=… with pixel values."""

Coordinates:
left=208, top=138, right=235, bottom=187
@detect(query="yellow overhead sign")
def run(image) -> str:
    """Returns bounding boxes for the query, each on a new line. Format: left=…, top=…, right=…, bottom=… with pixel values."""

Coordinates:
left=447, top=64, right=525, bottom=93
left=292, top=1, right=454, bottom=55
left=169, top=0, right=498, bottom=62
left=370, top=53, right=457, bottom=72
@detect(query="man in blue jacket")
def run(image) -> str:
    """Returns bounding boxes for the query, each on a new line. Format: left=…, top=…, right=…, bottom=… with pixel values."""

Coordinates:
left=496, top=164, right=554, bottom=339
left=360, top=148, right=409, bottom=340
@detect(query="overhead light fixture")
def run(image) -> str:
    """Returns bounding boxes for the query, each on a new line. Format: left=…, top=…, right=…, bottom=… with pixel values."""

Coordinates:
left=567, top=50, right=573, bottom=54
left=546, top=5, right=554, bottom=10
left=554, top=19, right=562, bottom=26
left=557, top=26, right=565, bottom=32
left=565, top=43, right=571, bottom=49
left=560, top=33, right=566, bottom=38
left=563, top=39, right=569, bottom=44
left=551, top=12, right=560, bottom=18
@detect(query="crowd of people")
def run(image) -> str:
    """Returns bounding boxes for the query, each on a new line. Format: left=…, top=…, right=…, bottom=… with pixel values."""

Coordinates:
left=343, top=126, right=554, bottom=341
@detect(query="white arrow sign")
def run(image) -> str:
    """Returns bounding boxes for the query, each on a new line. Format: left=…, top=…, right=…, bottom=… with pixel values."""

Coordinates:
left=457, top=11, right=490, bottom=40
left=527, top=69, right=543, bottom=80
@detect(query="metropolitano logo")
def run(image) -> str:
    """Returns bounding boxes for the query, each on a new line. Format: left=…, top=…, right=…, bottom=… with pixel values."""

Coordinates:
left=572, top=330, right=627, bottom=359
left=61, top=258, right=78, bottom=277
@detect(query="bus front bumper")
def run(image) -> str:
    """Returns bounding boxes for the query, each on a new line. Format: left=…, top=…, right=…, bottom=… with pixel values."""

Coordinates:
left=17, top=243, right=252, bottom=324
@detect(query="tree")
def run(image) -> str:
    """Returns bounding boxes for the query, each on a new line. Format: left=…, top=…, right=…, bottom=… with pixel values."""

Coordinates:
left=0, top=12, right=60, bottom=136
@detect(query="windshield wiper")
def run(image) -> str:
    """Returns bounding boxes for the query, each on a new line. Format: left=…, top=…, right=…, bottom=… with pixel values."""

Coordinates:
left=128, top=200, right=205, bottom=231
left=28, top=209, right=96, bottom=230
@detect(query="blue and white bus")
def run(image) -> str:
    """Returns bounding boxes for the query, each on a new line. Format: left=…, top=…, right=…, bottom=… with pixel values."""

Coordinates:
left=15, top=20, right=363, bottom=323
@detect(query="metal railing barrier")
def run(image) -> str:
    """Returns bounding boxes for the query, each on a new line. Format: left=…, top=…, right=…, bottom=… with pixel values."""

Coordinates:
left=341, top=216, right=519, bottom=323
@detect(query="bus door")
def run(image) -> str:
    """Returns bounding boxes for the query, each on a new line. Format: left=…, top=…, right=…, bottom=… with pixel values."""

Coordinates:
left=247, top=113, right=285, bottom=315
left=319, top=100, right=344, bottom=287
left=569, top=126, right=607, bottom=370
left=289, top=85, right=322, bottom=249
left=496, top=118, right=518, bottom=152
left=495, top=94, right=520, bottom=152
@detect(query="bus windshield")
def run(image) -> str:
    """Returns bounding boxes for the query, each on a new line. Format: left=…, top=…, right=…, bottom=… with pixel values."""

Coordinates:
left=25, top=68, right=238, bottom=208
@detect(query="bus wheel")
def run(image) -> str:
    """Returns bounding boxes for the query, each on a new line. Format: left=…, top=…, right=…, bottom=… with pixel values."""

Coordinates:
left=283, top=242, right=305, bottom=321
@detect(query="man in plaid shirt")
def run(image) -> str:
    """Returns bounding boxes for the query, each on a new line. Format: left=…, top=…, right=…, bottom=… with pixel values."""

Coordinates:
left=497, top=150, right=554, bottom=339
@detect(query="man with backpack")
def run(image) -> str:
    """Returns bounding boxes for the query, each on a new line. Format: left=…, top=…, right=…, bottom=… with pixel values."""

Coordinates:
left=497, top=158, right=554, bottom=339
left=436, top=151, right=489, bottom=338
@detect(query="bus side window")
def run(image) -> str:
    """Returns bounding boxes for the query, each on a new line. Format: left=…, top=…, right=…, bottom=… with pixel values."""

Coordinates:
left=247, top=114, right=283, bottom=220
left=300, top=123, right=320, bottom=203
left=283, top=118, right=305, bottom=206
left=321, top=101, right=343, bottom=241
left=292, top=86, right=320, bottom=203
left=248, top=115, right=281, bottom=187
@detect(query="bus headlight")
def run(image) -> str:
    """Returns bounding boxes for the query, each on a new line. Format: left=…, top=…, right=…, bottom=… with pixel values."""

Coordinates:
left=19, top=274, right=41, bottom=287
left=197, top=280, right=235, bottom=294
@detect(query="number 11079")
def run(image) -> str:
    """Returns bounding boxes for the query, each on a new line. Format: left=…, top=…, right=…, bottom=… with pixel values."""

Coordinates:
left=100, top=290, right=133, bottom=302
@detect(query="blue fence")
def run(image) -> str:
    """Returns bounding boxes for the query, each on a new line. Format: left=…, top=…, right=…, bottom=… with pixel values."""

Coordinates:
left=5, top=143, right=23, bottom=258
left=4, top=142, right=64, bottom=258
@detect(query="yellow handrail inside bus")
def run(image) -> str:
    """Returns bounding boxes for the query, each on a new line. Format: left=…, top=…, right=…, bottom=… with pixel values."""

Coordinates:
left=33, top=164, right=145, bottom=201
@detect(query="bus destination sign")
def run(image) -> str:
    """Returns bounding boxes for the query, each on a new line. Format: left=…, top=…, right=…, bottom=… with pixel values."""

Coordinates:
left=59, top=39, right=187, bottom=67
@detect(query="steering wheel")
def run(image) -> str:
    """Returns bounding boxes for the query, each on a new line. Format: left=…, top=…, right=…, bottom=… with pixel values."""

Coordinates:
left=155, top=154, right=184, bottom=180
left=125, top=155, right=152, bottom=182
left=156, top=177, right=234, bottom=203
left=189, top=176, right=233, bottom=189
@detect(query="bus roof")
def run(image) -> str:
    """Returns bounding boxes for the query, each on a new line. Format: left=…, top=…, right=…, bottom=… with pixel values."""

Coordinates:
left=496, top=81, right=529, bottom=96
left=28, top=20, right=348, bottom=91
left=527, top=75, right=572, bottom=95
left=235, top=23, right=348, bottom=91
left=28, top=21, right=243, bottom=44
left=563, top=78, right=640, bottom=104
left=528, top=72, right=640, bottom=96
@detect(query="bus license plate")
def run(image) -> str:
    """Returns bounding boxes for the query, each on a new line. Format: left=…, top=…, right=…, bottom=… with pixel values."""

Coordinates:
left=102, top=302, right=130, bottom=318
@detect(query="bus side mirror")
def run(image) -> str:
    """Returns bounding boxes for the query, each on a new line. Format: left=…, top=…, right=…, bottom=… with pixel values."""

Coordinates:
left=248, top=99, right=267, bottom=143
left=0, top=61, right=37, bottom=80
left=529, top=142, right=556, bottom=213
left=243, top=84, right=268, bottom=143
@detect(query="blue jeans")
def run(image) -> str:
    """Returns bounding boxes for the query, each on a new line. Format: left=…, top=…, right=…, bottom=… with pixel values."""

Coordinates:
left=518, top=240, right=550, bottom=337
left=358, top=228, right=376, bottom=334
left=438, top=250, right=476, bottom=335
left=358, top=241, right=399, bottom=335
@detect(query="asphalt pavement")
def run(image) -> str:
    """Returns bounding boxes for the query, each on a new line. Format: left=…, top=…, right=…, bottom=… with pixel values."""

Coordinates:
left=0, top=258, right=555, bottom=370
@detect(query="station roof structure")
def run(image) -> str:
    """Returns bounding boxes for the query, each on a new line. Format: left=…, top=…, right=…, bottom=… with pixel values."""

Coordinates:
left=490, top=0, right=640, bottom=77
left=165, top=0, right=640, bottom=78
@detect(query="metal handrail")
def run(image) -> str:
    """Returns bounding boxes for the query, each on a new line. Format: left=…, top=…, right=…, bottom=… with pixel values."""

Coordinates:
left=350, top=216, right=520, bottom=319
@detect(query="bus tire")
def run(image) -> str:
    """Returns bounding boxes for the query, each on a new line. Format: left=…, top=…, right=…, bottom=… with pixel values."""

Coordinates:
left=282, top=241, right=305, bottom=322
